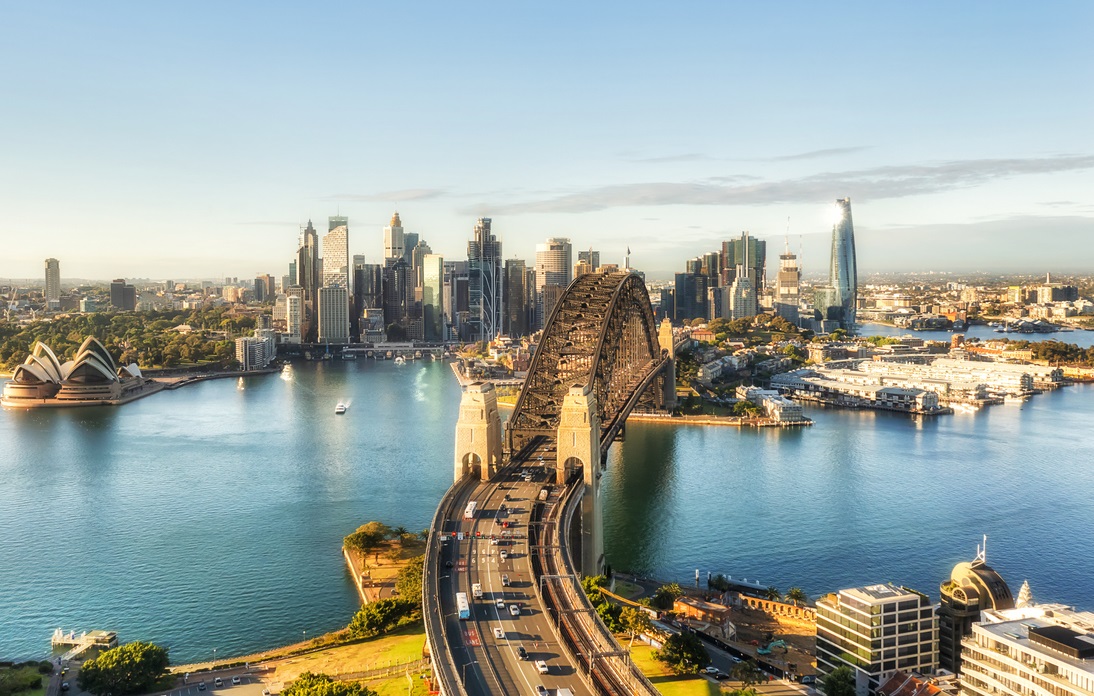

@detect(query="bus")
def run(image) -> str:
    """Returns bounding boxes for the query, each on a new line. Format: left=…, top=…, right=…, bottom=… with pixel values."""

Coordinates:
left=456, top=592, right=470, bottom=620
left=464, top=501, right=477, bottom=519
left=472, top=583, right=483, bottom=599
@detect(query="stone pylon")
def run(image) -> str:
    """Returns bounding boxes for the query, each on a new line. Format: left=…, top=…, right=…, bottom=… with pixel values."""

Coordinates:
left=453, top=382, right=502, bottom=482
left=556, top=384, right=603, bottom=577
left=658, top=318, right=677, bottom=409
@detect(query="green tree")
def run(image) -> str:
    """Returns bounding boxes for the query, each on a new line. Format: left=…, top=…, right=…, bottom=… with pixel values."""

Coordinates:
left=654, top=632, right=709, bottom=675
left=733, top=401, right=763, bottom=417
left=344, top=521, right=392, bottom=556
left=708, top=573, right=731, bottom=592
left=281, top=672, right=377, bottom=696
left=763, top=586, right=782, bottom=601
left=731, top=659, right=765, bottom=687
left=581, top=574, right=609, bottom=604
left=347, top=598, right=417, bottom=638
left=785, top=587, right=808, bottom=606
left=620, top=606, right=654, bottom=648
left=394, top=555, right=424, bottom=604
left=76, top=641, right=169, bottom=696
left=595, top=600, right=624, bottom=632
left=821, top=665, right=856, bottom=696
left=651, top=582, right=684, bottom=610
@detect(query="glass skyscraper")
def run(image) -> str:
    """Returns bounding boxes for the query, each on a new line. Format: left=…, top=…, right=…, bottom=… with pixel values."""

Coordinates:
left=830, top=197, right=857, bottom=328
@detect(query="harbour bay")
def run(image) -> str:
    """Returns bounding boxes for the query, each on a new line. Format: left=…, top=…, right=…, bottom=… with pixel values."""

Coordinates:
left=2, top=360, right=1092, bottom=663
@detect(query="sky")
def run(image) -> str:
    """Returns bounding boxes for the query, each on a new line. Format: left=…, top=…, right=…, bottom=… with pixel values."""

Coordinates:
left=1, top=2, right=1092, bottom=281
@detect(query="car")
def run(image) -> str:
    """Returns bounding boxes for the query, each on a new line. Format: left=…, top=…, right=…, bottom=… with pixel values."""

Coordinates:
left=262, top=690, right=271, bottom=696
left=496, top=598, right=505, bottom=609
left=60, top=684, right=69, bottom=692
left=493, top=627, right=505, bottom=639
left=801, top=675, right=817, bottom=685
left=535, top=686, right=548, bottom=696
left=516, top=646, right=528, bottom=660
left=198, top=683, right=207, bottom=692
left=215, top=678, right=223, bottom=687
left=500, top=550, right=508, bottom=560
left=501, top=574, right=510, bottom=586
left=232, top=676, right=241, bottom=685
left=509, top=604, right=520, bottom=616
left=702, top=666, right=718, bottom=675
left=535, top=660, right=549, bottom=675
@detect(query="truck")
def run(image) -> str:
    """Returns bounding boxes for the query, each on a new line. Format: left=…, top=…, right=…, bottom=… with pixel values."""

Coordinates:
left=464, top=501, right=477, bottom=519
left=537, top=487, right=549, bottom=502
left=472, top=583, right=483, bottom=599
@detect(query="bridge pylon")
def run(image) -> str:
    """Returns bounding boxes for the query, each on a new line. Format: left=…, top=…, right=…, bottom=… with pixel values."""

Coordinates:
left=454, top=382, right=502, bottom=482
left=556, top=384, right=604, bottom=577
left=658, top=318, right=677, bottom=409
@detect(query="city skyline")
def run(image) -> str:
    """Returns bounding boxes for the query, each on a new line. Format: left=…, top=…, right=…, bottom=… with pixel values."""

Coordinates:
left=1, top=4, right=1092, bottom=278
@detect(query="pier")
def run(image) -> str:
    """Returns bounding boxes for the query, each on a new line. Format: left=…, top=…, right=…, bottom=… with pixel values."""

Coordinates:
left=51, top=629, right=118, bottom=661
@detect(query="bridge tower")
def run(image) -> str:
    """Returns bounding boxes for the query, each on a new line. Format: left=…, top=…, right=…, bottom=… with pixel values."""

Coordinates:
left=556, top=384, right=604, bottom=577
left=658, top=318, right=677, bottom=409
left=453, top=382, right=502, bottom=482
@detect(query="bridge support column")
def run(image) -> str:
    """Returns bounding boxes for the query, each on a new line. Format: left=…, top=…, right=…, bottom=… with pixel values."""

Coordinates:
left=453, top=382, right=502, bottom=482
left=658, top=318, right=677, bottom=409
left=556, top=384, right=603, bottom=577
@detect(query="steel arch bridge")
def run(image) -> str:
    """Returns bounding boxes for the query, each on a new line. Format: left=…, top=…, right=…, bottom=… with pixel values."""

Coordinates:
left=508, top=271, right=670, bottom=459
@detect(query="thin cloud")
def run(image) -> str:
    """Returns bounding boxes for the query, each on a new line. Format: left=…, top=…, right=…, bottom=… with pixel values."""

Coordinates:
left=325, top=188, right=447, bottom=202
left=488, top=155, right=1094, bottom=214
left=235, top=220, right=299, bottom=226
left=766, top=146, right=873, bottom=161
left=629, top=153, right=713, bottom=164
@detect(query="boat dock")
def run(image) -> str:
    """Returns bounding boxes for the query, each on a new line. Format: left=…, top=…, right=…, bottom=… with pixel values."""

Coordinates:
left=51, top=628, right=118, bottom=661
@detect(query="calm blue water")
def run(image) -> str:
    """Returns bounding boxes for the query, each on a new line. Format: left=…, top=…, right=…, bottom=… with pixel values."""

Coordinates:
left=2, top=362, right=1093, bottom=662
left=862, top=321, right=1094, bottom=348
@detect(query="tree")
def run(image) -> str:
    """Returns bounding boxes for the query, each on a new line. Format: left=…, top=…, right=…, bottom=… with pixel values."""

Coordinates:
left=708, top=574, right=731, bottom=592
left=654, top=632, right=709, bottom=675
left=581, top=575, right=608, bottom=604
left=344, top=521, right=391, bottom=556
left=620, top=606, right=654, bottom=648
left=595, top=601, right=624, bottom=632
left=77, top=641, right=169, bottom=696
left=730, top=659, right=765, bottom=687
left=282, top=672, right=377, bottom=696
left=785, top=587, right=808, bottom=606
left=821, top=666, right=856, bottom=696
left=651, top=582, right=684, bottom=610
left=347, top=598, right=417, bottom=638
left=763, top=586, right=782, bottom=602
left=394, top=555, right=424, bottom=604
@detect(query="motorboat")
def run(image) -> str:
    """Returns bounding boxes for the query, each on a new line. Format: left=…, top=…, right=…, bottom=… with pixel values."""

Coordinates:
left=335, top=402, right=347, bottom=414
left=394, top=356, right=406, bottom=365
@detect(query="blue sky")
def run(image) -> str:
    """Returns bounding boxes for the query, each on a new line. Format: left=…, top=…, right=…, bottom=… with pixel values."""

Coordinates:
left=1, top=2, right=1092, bottom=280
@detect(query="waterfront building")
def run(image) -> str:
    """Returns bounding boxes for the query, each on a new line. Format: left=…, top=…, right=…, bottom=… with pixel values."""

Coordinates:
left=468, top=218, right=503, bottom=341
left=774, top=245, right=801, bottom=323
left=959, top=601, right=1094, bottom=696
left=110, top=279, right=136, bottom=311
left=2, top=337, right=144, bottom=405
left=504, top=259, right=532, bottom=338
left=773, top=369, right=944, bottom=414
left=317, top=285, right=350, bottom=344
left=235, top=332, right=275, bottom=371
left=737, top=386, right=806, bottom=422
left=421, top=253, right=445, bottom=342
left=816, top=583, right=938, bottom=696
left=45, top=258, right=60, bottom=309
left=322, top=223, right=350, bottom=290
left=383, top=212, right=405, bottom=264
left=937, top=543, right=1013, bottom=675
left=535, top=237, right=572, bottom=327
left=814, top=198, right=858, bottom=331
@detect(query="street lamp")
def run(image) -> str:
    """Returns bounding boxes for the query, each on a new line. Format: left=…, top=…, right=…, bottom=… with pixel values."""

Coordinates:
left=212, top=648, right=217, bottom=666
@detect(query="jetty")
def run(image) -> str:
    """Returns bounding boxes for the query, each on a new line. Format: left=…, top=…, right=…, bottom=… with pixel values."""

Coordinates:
left=51, top=628, right=118, bottom=661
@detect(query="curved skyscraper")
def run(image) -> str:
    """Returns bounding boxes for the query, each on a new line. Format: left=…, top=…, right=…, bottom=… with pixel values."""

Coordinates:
left=830, top=197, right=857, bottom=328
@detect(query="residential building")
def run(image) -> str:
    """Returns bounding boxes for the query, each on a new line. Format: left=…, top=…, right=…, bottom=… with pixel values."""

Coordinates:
left=285, top=291, right=303, bottom=343
left=468, top=217, right=503, bottom=341
left=235, top=332, right=275, bottom=371
left=535, top=237, right=572, bottom=328
left=45, top=258, right=60, bottom=308
left=816, top=583, right=938, bottom=696
left=384, top=212, right=405, bottom=264
left=728, top=266, right=757, bottom=319
left=323, top=222, right=350, bottom=290
left=938, top=545, right=1013, bottom=675
left=317, top=285, right=350, bottom=344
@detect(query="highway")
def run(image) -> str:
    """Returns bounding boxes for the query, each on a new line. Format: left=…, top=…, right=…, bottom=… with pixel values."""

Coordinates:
left=435, top=447, right=594, bottom=696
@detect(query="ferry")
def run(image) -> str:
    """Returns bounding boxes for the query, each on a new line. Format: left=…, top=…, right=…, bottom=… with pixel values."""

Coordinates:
left=394, top=356, right=406, bottom=365
left=335, top=402, right=347, bottom=415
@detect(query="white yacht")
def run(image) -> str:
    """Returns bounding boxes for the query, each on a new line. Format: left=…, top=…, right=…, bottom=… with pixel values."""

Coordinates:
left=335, top=402, right=347, bottom=414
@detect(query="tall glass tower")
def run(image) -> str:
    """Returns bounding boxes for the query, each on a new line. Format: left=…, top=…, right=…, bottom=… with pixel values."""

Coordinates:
left=829, top=197, right=857, bottom=329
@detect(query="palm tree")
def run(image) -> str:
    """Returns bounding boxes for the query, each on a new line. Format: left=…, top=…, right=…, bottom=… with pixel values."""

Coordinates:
left=764, top=586, right=782, bottom=602
left=786, top=587, right=808, bottom=606
left=392, top=525, right=408, bottom=538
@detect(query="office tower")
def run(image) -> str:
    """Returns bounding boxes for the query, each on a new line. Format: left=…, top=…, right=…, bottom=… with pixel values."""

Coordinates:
left=294, top=220, right=320, bottom=341
left=578, top=249, right=600, bottom=271
left=273, top=294, right=287, bottom=331
left=468, top=218, right=503, bottom=342
left=816, top=583, right=937, bottom=696
left=354, top=263, right=384, bottom=310
left=673, top=272, right=708, bottom=323
left=728, top=266, right=757, bottom=319
left=421, top=254, right=445, bottom=342
left=110, top=279, right=136, bottom=311
left=685, top=257, right=703, bottom=276
left=317, top=285, right=350, bottom=344
left=504, top=259, right=532, bottom=338
left=659, top=288, right=675, bottom=321
left=382, top=258, right=414, bottom=330
left=402, top=232, right=419, bottom=263
left=323, top=222, right=350, bottom=290
left=540, top=283, right=566, bottom=327
left=328, top=215, right=348, bottom=232
left=815, top=198, right=858, bottom=331
left=288, top=260, right=297, bottom=289
left=774, top=244, right=801, bottom=323
left=573, top=260, right=594, bottom=278
left=285, top=293, right=303, bottom=343
left=708, top=286, right=726, bottom=321
left=721, top=232, right=766, bottom=289
left=411, top=240, right=433, bottom=287
left=938, top=543, right=1014, bottom=675
left=44, top=258, right=61, bottom=308
left=535, top=237, right=572, bottom=327
left=959, top=600, right=1094, bottom=696
left=253, top=277, right=267, bottom=303
left=384, top=212, right=405, bottom=263
left=701, top=251, right=722, bottom=287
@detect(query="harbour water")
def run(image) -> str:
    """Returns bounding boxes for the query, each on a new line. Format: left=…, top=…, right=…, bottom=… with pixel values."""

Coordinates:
left=861, top=321, right=1094, bottom=348
left=2, top=361, right=1093, bottom=662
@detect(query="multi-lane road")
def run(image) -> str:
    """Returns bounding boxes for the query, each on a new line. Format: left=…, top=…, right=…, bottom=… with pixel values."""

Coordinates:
left=435, top=451, right=593, bottom=696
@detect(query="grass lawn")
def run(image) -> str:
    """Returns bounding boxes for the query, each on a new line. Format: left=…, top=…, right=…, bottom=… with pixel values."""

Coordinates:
left=0, top=665, right=48, bottom=696
left=630, top=645, right=720, bottom=696
left=364, top=674, right=433, bottom=696
left=270, top=625, right=427, bottom=686
left=611, top=580, right=645, bottom=599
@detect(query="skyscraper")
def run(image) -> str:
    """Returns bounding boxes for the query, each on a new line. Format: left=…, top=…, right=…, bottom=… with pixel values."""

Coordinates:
left=411, top=239, right=433, bottom=287
left=722, top=232, right=766, bottom=288
left=44, top=258, right=60, bottom=308
left=774, top=243, right=801, bottom=323
left=384, top=212, right=405, bottom=264
left=317, top=285, right=350, bottom=344
left=323, top=220, right=350, bottom=290
left=535, top=237, right=572, bottom=327
left=110, top=279, right=136, bottom=311
left=421, top=254, right=445, bottom=342
left=578, top=249, right=600, bottom=271
left=504, top=259, right=532, bottom=338
left=938, top=542, right=1014, bottom=675
left=295, top=220, right=321, bottom=342
left=814, top=197, right=858, bottom=331
left=467, top=218, right=503, bottom=342
left=728, top=266, right=757, bottom=319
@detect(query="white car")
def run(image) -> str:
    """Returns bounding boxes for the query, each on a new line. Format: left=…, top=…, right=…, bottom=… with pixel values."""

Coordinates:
left=509, top=603, right=520, bottom=616
left=535, top=660, right=549, bottom=675
left=231, top=677, right=241, bottom=685
left=500, top=550, right=508, bottom=560
left=493, top=627, right=505, bottom=639
left=496, top=598, right=505, bottom=609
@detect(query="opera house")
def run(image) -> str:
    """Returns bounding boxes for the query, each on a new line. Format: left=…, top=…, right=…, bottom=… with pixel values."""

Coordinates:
left=2, top=336, right=154, bottom=407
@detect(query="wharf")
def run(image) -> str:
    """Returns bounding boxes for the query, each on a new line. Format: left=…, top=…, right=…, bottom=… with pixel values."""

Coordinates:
left=51, top=628, right=118, bottom=661
left=627, top=412, right=813, bottom=427
left=160, top=367, right=278, bottom=390
left=1, top=381, right=164, bottom=409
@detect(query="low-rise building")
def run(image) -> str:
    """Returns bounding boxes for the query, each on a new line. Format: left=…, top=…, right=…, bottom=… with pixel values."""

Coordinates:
left=737, top=386, right=806, bottom=422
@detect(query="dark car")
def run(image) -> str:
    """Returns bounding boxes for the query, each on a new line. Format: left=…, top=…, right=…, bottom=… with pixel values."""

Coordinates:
left=801, top=675, right=817, bottom=685
left=445, top=560, right=453, bottom=568
left=516, top=646, right=528, bottom=660
left=198, top=683, right=207, bottom=691
left=60, top=684, right=70, bottom=692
